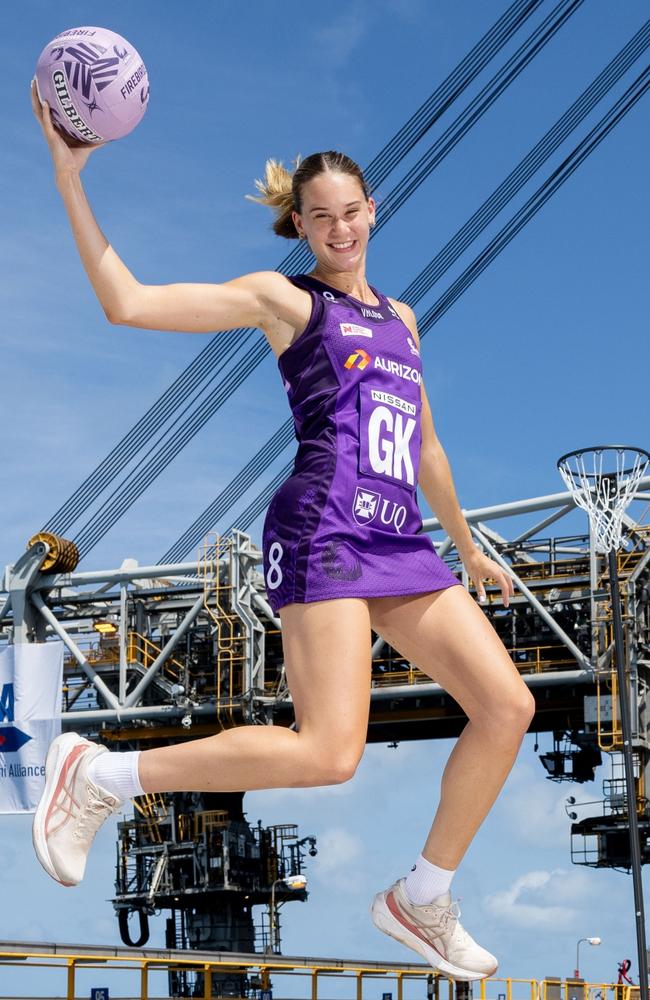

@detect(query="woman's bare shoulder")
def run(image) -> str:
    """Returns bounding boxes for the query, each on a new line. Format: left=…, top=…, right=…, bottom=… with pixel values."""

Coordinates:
left=241, top=271, right=313, bottom=358
left=386, top=296, right=419, bottom=344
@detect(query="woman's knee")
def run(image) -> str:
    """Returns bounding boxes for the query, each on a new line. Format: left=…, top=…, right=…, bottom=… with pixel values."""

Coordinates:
left=300, top=740, right=364, bottom=786
left=474, top=682, right=536, bottom=735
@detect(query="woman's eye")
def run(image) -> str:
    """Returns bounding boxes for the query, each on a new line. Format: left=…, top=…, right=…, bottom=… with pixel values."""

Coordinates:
left=314, top=211, right=359, bottom=220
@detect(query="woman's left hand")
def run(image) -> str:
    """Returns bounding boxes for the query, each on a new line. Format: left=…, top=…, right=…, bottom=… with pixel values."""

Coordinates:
left=462, top=547, right=514, bottom=608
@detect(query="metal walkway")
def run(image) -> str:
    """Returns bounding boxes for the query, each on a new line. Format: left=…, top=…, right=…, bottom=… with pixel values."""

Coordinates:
left=0, top=940, right=636, bottom=1000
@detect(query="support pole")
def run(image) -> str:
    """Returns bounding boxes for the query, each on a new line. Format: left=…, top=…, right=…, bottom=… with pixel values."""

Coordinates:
left=203, top=962, right=213, bottom=999
left=609, top=547, right=648, bottom=1000
left=66, top=959, right=75, bottom=1000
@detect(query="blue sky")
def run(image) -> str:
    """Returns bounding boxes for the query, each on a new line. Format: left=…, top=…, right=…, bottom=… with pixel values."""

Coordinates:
left=1, top=0, right=649, bottom=993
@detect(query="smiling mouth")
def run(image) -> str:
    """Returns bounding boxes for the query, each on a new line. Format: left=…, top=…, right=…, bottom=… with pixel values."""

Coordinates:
left=329, top=240, right=357, bottom=252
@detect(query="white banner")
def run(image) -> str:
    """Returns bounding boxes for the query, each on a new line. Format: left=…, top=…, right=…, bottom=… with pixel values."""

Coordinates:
left=0, top=641, right=64, bottom=814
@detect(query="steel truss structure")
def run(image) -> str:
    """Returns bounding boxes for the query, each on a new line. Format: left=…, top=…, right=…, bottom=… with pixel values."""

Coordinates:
left=2, top=480, right=650, bottom=735
left=2, top=481, right=649, bottom=979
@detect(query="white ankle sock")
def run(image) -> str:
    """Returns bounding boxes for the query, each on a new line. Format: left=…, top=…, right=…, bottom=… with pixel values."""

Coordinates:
left=87, top=750, right=145, bottom=802
left=404, top=852, right=456, bottom=904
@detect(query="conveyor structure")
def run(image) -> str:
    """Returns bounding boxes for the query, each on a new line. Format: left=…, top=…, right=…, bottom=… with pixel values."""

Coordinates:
left=2, top=481, right=649, bottom=998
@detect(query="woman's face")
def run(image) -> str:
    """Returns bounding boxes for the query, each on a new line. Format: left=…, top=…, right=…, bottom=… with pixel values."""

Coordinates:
left=292, top=171, right=376, bottom=271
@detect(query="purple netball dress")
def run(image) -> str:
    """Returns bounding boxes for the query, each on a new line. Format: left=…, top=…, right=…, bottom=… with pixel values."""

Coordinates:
left=261, top=273, right=463, bottom=614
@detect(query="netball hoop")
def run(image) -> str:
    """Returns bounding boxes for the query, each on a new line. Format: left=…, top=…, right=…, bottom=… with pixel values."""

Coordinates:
left=557, top=445, right=650, bottom=554
left=558, top=444, right=650, bottom=1000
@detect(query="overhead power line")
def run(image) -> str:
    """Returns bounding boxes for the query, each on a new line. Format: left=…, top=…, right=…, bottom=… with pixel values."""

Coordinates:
left=177, top=0, right=650, bottom=565
left=161, top=423, right=296, bottom=564
left=41, top=0, right=545, bottom=538
left=200, top=62, right=650, bottom=554
left=68, top=1, right=582, bottom=560
left=416, top=65, right=650, bottom=333
left=164, top=8, right=650, bottom=564
left=221, top=65, right=650, bottom=543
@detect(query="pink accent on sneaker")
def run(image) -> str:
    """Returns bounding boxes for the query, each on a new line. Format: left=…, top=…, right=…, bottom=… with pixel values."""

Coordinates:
left=32, top=732, right=123, bottom=888
left=44, top=742, right=87, bottom=838
left=386, top=888, right=449, bottom=961
left=370, top=878, right=498, bottom=981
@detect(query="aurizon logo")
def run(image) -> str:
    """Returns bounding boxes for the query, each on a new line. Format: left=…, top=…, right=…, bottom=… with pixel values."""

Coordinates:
left=344, top=348, right=371, bottom=370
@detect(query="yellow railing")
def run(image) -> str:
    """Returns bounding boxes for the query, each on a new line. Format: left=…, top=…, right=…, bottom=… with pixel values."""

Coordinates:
left=507, top=539, right=646, bottom=594
left=0, top=942, right=635, bottom=1000
left=63, top=632, right=186, bottom=685
left=371, top=643, right=576, bottom=688
left=132, top=791, right=169, bottom=844
left=198, top=531, right=248, bottom=723
left=618, top=524, right=650, bottom=574
left=63, top=635, right=120, bottom=670
left=594, top=667, right=647, bottom=815
left=194, top=808, right=229, bottom=838
left=597, top=666, right=621, bottom=751
left=127, top=631, right=185, bottom=683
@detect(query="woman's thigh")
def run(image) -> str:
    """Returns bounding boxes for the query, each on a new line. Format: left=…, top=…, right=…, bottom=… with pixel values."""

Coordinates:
left=367, top=586, right=535, bottom=724
left=279, top=597, right=373, bottom=765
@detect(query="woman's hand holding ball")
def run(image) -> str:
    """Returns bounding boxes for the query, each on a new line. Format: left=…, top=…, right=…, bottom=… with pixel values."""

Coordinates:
left=31, top=78, right=106, bottom=180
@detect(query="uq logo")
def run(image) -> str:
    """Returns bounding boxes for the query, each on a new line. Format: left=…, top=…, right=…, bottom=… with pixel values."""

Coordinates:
left=359, top=387, right=418, bottom=487
left=352, top=486, right=407, bottom=533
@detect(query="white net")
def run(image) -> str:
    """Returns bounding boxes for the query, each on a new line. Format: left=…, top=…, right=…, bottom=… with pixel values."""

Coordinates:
left=557, top=446, right=649, bottom=554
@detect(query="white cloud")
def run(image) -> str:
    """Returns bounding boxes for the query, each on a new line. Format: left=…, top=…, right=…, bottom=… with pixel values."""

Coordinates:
left=310, top=826, right=367, bottom=897
left=483, top=867, right=600, bottom=932
left=312, top=9, right=367, bottom=66
left=376, top=0, right=431, bottom=24
left=499, top=760, right=593, bottom=850
left=314, top=826, right=364, bottom=875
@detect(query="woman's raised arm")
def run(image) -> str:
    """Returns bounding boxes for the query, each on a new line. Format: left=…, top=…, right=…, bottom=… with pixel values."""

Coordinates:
left=31, top=79, right=279, bottom=335
left=110, top=272, right=275, bottom=333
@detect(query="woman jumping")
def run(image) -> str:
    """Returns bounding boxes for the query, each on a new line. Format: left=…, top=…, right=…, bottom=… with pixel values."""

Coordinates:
left=30, top=79, right=533, bottom=982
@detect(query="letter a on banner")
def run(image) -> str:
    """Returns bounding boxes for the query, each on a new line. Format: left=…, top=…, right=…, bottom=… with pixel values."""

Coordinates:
left=0, top=641, right=64, bottom=813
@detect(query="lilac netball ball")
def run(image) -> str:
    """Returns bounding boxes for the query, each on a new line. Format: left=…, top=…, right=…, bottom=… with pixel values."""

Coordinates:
left=34, top=26, right=150, bottom=143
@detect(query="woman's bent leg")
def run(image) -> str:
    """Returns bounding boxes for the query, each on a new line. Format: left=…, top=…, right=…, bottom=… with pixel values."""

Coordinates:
left=138, top=597, right=373, bottom=793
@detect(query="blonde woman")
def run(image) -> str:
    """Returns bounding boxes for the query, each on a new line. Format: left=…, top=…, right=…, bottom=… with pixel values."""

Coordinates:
left=30, top=80, right=533, bottom=982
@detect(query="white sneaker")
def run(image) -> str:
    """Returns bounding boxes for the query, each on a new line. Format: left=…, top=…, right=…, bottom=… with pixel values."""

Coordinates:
left=370, top=878, right=498, bottom=981
left=32, top=731, right=124, bottom=886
